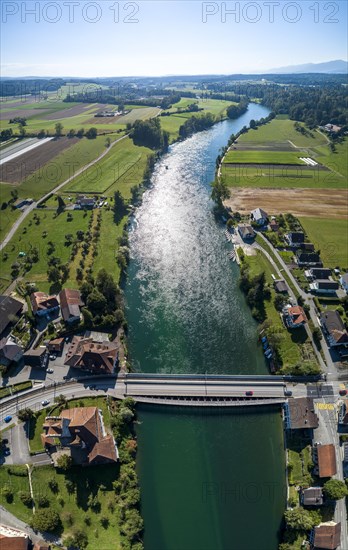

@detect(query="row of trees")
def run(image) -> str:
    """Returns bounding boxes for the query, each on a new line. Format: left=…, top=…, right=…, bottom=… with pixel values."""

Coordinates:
left=130, top=118, right=169, bottom=150
left=226, top=100, right=248, bottom=120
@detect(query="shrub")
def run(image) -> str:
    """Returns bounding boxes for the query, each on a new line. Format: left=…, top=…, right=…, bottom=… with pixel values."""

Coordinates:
left=37, top=495, right=49, bottom=508
left=31, top=508, right=61, bottom=533
left=19, top=491, right=32, bottom=507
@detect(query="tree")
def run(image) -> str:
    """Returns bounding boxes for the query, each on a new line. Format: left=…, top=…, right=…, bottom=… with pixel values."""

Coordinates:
left=85, top=127, right=97, bottom=139
left=31, top=508, right=61, bottom=532
left=211, top=179, right=230, bottom=205
left=19, top=124, right=26, bottom=137
left=56, top=454, right=73, bottom=471
left=17, top=408, right=34, bottom=421
left=284, top=507, right=320, bottom=531
left=323, top=479, right=348, bottom=500
left=65, top=529, right=88, bottom=549
left=54, top=394, right=67, bottom=406
left=55, top=122, right=63, bottom=137
left=47, top=266, right=60, bottom=283
left=87, top=289, right=107, bottom=315
left=48, top=477, right=58, bottom=492
left=274, top=294, right=286, bottom=311
left=77, top=128, right=85, bottom=138
left=19, top=491, right=32, bottom=507
left=37, top=495, right=49, bottom=508
left=67, top=128, right=76, bottom=138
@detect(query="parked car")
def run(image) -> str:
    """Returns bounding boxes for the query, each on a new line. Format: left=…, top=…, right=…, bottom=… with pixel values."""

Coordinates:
left=41, top=400, right=50, bottom=406
left=4, top=415, right=12, bottom=423
left=63, top=375, right=70, bottom=380
left=339, top=389, right=347, bottom=396
left=4, top=449, right=10, bottom=456
left=49, top=354, right=56, bottom=361
left=2, top=438, right=8, bottom=445
left=47, top=368, right=54, bottom=374
left=245, top=391, right=254, bottom=396
left=284, top=390, right=293, bottom=397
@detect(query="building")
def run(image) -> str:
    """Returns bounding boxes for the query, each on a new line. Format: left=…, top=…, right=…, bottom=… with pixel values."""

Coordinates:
left=0, top=295, right=23, bottom=338
left=296, top=251, right=323, bottom=268
left=269, top=219, right=279, bottom=232
left=284, top=397, right=319, bottom=430
left=320, top=310, right=348, bottom=348
left=299, top=242, right=315, bottom=252
left=343, top=442, right=348, bottom=463
left=33, top=544, right=51, bottom=550
left=23, top=347, right=47, bottom=368
left=237, top=224, right=255, bottom=240
left=47, top=337, right=64, bottom=354
left=41, top=406, right=118, bottom=466
left=283, top=305, right=307, bottom=329
left=13, top=198, right=33, bottom=209
left=309, top=280, right=339, bottom=295
left=0, top=525, right=29, bottom=550
left=58, top=288, right=83, bottom=324
left=30, top=292, right=59, bottom=317
left=0, top=337, right=23, bottom=367
left=250, top=207, right=268, bottom=225
left=64, top=335, right=118, bottom=374
left=274, top=280, right=289, bottom=294
left=75, top=195, right=96, bottom=208
left=340, top=273, right=348, bottom=294
left=285, top=232, right=305, bottom=247
left=312, top=522, right=341, bottom=549
left=324, top=123, right=342, bottom=133
left=302, top=487, right=323, bottom=506
left=317, top=444, right=336, bottom=478
left=305, top=268, right=332, bottom=281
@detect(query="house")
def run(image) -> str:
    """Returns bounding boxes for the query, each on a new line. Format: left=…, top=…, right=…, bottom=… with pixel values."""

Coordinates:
left=0, top=525, right=29, bottom=550
left=296, top=251, right=322, bottom=267
left=64, top=335, right=118, bottom=374
left=320, top=310, right=348, bottom=347
left=23, top=347, right=47, bottom=367
left=238, top=224, right=255, bottom=240
left=340, top=273, right=348, bottom=294
left=30, top=292, right=59, bottom=317
left=305, top=268, right=332, bottom=281
left=301, top=487, right=323, bottom=506
left=41, top=406, right=118, bottom=466
left=58, top=288, right=83, bottom=324
left=47, top=337, right=64, bottom=354
left=324, top=123, right=342, bottom=133
left=285, top=232, right=305, bottom=247
left=0, top=295, right=23, bottom=338
left=309, top=280, right=339, bottom=295
left=75, top=195, right=96, bottom=208
left=250, top=208, right=268, bottom=225
left=13, top=198, right=33, bottom=209
left=343, top=442, right=348, bottom=463
left=0, top=337, right=23, bottom=367
left=317, top=444, right=336, bottom=478
left=283, top=305, right=307, bottom=329
left=299, top=242, right=315, bottom=252
left=33, top=543, right=51, bottom=550
left=269, top=219, right=279, bottom=232
left=284, top=397, right=319, bottom=430
left=274, top=280, right=289, bottom=294
left=312, top=522, right=341, bottom=549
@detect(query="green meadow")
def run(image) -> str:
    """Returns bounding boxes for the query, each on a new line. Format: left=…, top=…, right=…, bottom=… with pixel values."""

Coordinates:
left=299, top=217, right=348, bottom=269
left=223, top=150, right=305, bottom=165
left=238, top=118, right=328, bottom=148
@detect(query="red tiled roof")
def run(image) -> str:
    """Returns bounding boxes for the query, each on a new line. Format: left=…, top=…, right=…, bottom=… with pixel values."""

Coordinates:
left=317, top=444, right=337, bottom=478
left=314, top=522, right=341, bottom=549
left=30, top=292, right=59, bottom=314
left=287, top=306, right=307, bottom=325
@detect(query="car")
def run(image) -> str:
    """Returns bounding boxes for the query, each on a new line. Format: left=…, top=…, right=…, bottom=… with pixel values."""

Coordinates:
left=4, top=449, right=10, bottom=456
left=284, top=390, right=292, bottom=397
left=47, top=368, right=54, bottom=374
left=4, top=415, right=12, bottom=423
left=339, top=389, right=347, bottom=396
left=63, top=375, right=70, bottom=380
left=2, top=438, right=8, bottom=445
left=49, top=354, right=56, bottom=361
left=245, top=391, right=254, bottom=396
left=41, top=400, right=50, bottom=406
left=65, top=337, right=69, bottom=343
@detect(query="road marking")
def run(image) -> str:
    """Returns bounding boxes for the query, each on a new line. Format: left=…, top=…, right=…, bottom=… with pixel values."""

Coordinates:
left=315, top=402, right=335, bottom=410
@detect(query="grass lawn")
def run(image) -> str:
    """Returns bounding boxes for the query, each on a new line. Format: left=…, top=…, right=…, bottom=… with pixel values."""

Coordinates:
left=0, top=466, right=33, bottom=522
left=299, top=217, right=348, bottom=269
left=238, top=118, right=328, bottom=148
left=66, top=137, right=151, bottom=194
left=0, top=203, right=21, bottom=243
left=223, top=150, right=306, bottom=165
left=92, top=210, right=127, bottom=278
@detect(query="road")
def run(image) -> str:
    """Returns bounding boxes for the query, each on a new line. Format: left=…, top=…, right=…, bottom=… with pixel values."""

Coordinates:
left=0, top=133, right=128, bottom=252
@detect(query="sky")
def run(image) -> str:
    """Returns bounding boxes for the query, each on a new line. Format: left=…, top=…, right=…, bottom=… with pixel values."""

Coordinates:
left=1, top=1, right=347, bottom=77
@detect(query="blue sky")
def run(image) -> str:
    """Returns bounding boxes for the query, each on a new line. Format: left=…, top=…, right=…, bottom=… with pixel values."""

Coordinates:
left=1, top=1, right=347, bottom=76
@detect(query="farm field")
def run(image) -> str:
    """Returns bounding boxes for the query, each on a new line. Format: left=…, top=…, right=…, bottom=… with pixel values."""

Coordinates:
left=225, top=188, right=347, bottom=219
left=66, top=137, right=151, bottom=194
left=238, top=118, right=328, bottom=148
left=299, top=217, right=348, bottom=269
left=92, top=210, right=127, bottom=278
left=223, top=150, right=306, bottom=165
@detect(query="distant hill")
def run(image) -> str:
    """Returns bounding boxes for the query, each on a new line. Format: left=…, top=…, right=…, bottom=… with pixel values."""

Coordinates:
left=267, top=60, right=348, bottom=74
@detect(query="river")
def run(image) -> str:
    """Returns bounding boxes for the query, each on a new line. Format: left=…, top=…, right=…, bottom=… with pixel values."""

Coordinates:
left=124, top=103, right=286, bottom=550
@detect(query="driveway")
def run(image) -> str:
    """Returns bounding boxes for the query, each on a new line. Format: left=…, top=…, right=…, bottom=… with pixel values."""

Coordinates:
left=2, top=423, right=30, bottom=465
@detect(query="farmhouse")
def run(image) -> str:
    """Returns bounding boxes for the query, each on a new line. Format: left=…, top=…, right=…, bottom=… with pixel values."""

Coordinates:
left=301, top=487, right=323, bottom=507
left=30, top=292, right=59, bottom=317
left=340, top=273, right=348, bottom=293
left=58, top=288, right=83, bottom=324
left=320, top=310, right=348, bottom=347
left=0, top=337, right=23, bottom=367
left=312, top=522, right=341, bottom=549
left=0, top=295, right=23, bottom=338
left=41, top=406, right=118, bottom=466
left=284, top=397, right=319, bottom=430
left=296, top=251, right=322, bottom=267
left=309, top=280, right=339, bottom=294
left=238, top=224, right=255, bottom=240
left=305, top=268, right=332, bottom=281
left=317, top=444, right=337, bottom=478
left=285, top=232, right=304, bottom=247
left=64, top=335, right=118, bottom=374
left=75, top=195, right=96, bottom=209
left=250, top=207, right=268, bottom=225
left=283, top=305, right=307, bottom=329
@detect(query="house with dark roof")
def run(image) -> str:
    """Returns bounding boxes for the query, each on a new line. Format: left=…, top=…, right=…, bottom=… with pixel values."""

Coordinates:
left=75, top=195, right=96, bottom=209
left=274, top=280, right=289, bottom=294
left=64, top=335, right=118, bottom=374
left=0, top=295, right=23, bottom=338
left=0, top=337, right=23, bottom=367
left=47, top=337, right=64, bottom=354
left=301, top=487, right=323, bottom=507
left=317, top=444, right=336, bottom=478
left=309, top=280, right=339, bottom=295
left=238, top=224, right=255, bottom=240
left=340, top=273, right=348, bottom=294
left=320, top=310, right=348, bottom=348
left=296, top=251, right=323, bottom=267
left=312, top=521, right=341, bottom=549
left=284, top=397, right=319, bottom=430
left=299, top=242, right=315, bottom=252
left=58, top=288, right=83, bottom=324
left=23, top=347, right=47, bottom=367
left=250, top=208, right=268, bottom=225
left=41, top=406, right=118, bottom=466
left=269, top=219, right=279, bottom=232
left=30, top=292, right=59, bottom=317
left=285, top=232, right=305, bottom=247
left=283, top=305, right=307, bottom=329
left=305, top=268, right=332, bottom=281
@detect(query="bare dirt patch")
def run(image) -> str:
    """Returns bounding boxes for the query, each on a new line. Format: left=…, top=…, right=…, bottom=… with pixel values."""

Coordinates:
left=0, top=109, right=47, bottom=121
left=0, top=137, right=79, bottom=184
left=225, top=188, right=348, bottom=219
left=43, top=103, right=99, bottom=120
